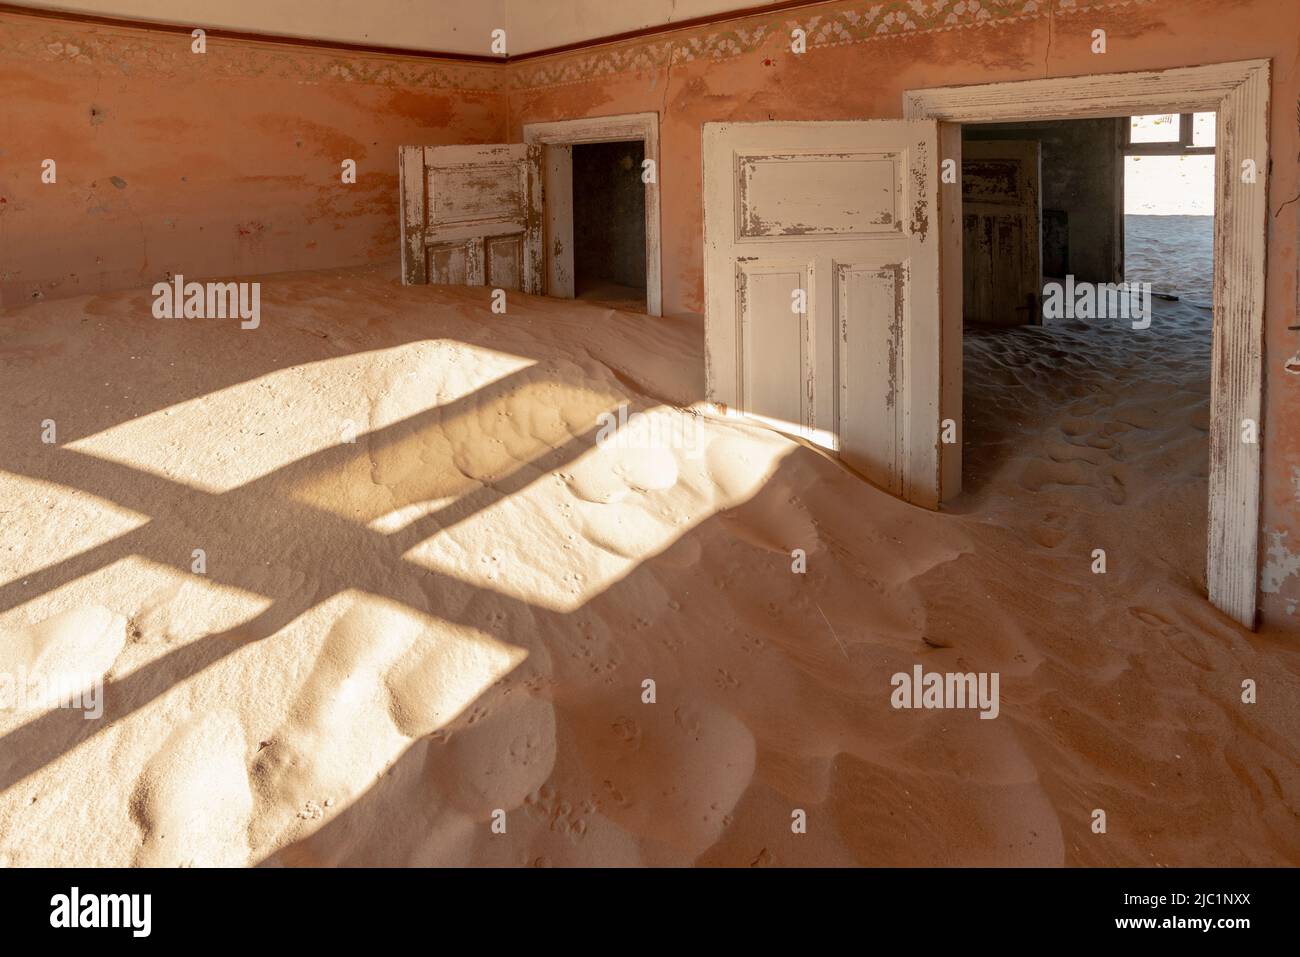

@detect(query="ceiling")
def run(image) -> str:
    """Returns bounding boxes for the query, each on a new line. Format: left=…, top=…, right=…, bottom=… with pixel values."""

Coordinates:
left=8, top=0, right=791, bottom=55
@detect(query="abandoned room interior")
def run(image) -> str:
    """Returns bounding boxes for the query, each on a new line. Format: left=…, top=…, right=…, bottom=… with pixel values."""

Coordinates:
left=0, top=0, right=1297, bottom=873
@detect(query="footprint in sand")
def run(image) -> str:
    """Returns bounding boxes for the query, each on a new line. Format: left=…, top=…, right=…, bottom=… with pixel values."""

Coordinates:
left=247, top=598, right=427, bottom=849
left=0, top=605, right=124, bottom=711
left=1030, top=525, right=1069, bottom=549
left=249, top=596, right=529, bottom=851
left=1127, top=607, right=1214, bottom=670
left=1019, top=457, right=1127, bottom=505
left=1029, top=510, right=1071, bottom=549
left=130, top=709, right=253, bottom=867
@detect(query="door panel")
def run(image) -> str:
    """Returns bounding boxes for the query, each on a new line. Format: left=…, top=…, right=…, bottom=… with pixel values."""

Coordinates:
left=737, top=261, right=812, bottom=434
left=961, top=139, right=1041, bottom=325
left=836, top=261, right=904, bottom=493
left=399, top=143, right=542, bottom=294
left=737, top=152, right=901, bottom=237
left=486, top=235, right=523, bottom=291
left=704, top=120, right=942, bottom=508
left=430, top=164, right=520, bottom=226
left=428, top=243, right=470, bottom=285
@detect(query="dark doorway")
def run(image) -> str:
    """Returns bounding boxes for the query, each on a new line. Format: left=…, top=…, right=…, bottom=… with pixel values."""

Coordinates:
left=571, top=140, right=647, bottom=306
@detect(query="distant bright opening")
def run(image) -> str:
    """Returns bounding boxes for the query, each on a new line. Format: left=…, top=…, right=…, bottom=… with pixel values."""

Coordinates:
left=1123, top=112, right=1216, bottom=306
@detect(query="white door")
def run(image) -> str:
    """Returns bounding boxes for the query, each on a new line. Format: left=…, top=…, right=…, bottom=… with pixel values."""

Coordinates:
left=703, top=120, right=943, bottom=508
left=399, top=143, right=542, bottom=293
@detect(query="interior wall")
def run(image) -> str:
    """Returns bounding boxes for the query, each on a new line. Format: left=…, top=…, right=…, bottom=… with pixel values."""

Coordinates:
left=3, top=0, right=510, bottom=55
left=0, top=8, right=505, bottom=305
left=506, top=0, right=787, bottom=54
left=8, top=0, right=785, bottom=54
left=963, top=119, right=1123, bottom=284
left=506, top=0, right=1300, bottom=630
left=572, top=141, right=647, bottom=293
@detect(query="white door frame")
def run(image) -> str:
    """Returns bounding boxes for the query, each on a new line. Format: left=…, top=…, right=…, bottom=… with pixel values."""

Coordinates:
left=904, top=59, right=1271, bottom=628
left=522, top=112, right=662, bottom=316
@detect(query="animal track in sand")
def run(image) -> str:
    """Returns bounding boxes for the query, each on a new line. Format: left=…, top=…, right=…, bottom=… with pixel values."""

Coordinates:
left=523, top=786, right=592, bottom=842
left=600, top=778, right=632, bottom=808
left=422, top=688, right=557, bottom=815
left=714, top=668, right=740, bottom=689
left=560, top=695, right=757, bottom=853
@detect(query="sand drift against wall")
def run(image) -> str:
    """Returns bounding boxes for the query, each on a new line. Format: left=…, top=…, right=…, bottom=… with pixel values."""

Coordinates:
left=0, top=266, right=1295, bottom=866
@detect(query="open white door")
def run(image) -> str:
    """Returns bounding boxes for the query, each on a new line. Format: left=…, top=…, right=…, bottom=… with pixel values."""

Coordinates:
left=703, top=120, right=944, bottom=508
left=399, top=143, right=543, bottom=293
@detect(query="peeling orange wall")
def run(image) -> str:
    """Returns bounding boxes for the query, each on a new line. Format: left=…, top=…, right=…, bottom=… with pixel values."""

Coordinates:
left=508, top=0, right=1300, bottom=630
left=0, top=11, right=505, bottom=305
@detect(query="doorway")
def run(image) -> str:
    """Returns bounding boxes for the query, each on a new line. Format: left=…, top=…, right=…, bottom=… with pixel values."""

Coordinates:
left=571, top=140, right=647, bottom=306
left=522, top=112, right=662, bottom=316
left=905, top=60, right=1270, bottom=628
left=955, top=113, right=1216, bottom=611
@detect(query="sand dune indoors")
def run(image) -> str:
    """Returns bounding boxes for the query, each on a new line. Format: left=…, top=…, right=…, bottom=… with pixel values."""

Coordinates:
left=0, top=265, right=1295, bottom=867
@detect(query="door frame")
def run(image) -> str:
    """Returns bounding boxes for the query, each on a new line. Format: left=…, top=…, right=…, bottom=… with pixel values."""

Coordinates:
left=904, top=59, right=1271, bottom=628
left=522, top=112, right=662, bottom=316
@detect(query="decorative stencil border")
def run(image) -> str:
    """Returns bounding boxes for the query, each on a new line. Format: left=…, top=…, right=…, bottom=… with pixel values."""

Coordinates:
left=0, top=10, right=505, bottom=93
left=0, top=0, right=1163, bottom=96
left=508, top=0, right=1154, bottom=91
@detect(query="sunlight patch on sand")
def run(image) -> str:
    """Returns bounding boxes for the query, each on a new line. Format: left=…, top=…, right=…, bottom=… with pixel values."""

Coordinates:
left=287, top=353, right=615, bottom=524
left=402, top=417, right=797, bottom=612
left=66, top=342, right=534, bottom=494
left=0, top=472, right=149, bottom=616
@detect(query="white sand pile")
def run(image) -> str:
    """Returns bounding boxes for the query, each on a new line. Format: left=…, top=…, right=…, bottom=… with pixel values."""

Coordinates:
left=0, top=265, right=1296, bottom=866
